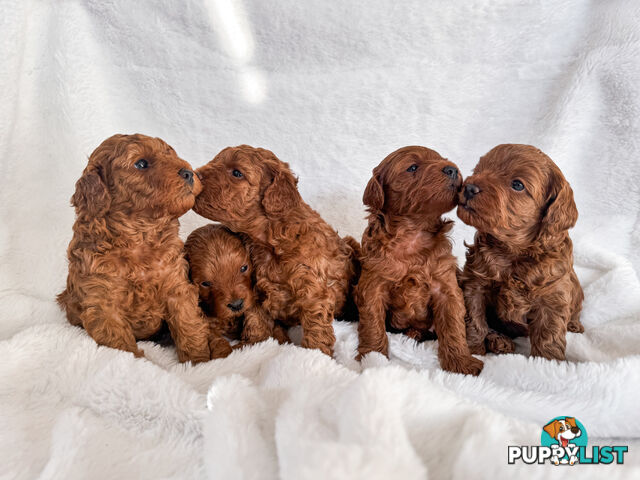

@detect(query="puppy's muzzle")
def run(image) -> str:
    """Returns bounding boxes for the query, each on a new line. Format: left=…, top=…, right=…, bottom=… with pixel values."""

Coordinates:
left=227, top=298, right=244, bottom=312
left=442, top=166, right=458, bottom=180
left=179, top=168, right=195, bottom=186
left=464, top=184, right=480, bottom=200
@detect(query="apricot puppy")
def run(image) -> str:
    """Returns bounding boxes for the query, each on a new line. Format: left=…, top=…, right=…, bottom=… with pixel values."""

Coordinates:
left=184, top=224, right=289, bottom=346
left=193, top=146, right=359, bottom=356
left=356, top=146, right=483, bottom=375
left=457, top=144, right=584, bottom=360
left=58, top=134, right=232, bottom=362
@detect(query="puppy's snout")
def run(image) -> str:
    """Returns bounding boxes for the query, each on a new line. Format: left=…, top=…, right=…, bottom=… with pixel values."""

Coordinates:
left=571, top=427, right=579, bottom=434
left=179, top=168, right=194, bottom=186
left=442, top=166, right=458, bottom=180
left=227, top=298, right=244, bottom=312
left=464, top=184, right=480, bottom=200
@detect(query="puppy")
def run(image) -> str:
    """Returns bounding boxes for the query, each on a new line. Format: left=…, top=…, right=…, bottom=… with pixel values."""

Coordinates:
left=57, top=134, right=232, bottom=362
left=193, top=146, right=359, bottom=356
left=543, top=417, right=582, bottom=465
left=184, top=224, right=289, bottom=345
left=356, top=146, right=483, bottom=375
left=457, top=144, right=584, bottom=360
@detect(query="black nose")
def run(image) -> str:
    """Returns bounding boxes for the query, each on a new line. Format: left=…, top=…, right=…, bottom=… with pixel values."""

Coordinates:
left=442, top=166, right=458, bottom=179
left=227, top=298, right=244, bottom=312
left=464, top=184, right=480, bottom=200
left=571, top=427, right=579, bottom=434
left=179, top=168, right=194, bottom=186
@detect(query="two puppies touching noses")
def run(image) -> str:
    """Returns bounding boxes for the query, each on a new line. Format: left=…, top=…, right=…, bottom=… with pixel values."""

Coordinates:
left=59, top=134, right=583, bottom=375
left=357, top=144, right=583, bottom=375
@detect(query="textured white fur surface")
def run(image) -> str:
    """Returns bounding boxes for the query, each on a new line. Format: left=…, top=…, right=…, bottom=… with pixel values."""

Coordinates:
left=1, top=0, right=640, bottom=478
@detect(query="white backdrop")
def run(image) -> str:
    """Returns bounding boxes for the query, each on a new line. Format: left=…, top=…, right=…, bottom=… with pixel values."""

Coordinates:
left=2, top=1, right=640, bottom=479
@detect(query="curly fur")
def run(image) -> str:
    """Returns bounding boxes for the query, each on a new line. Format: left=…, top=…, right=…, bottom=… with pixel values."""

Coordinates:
left=457, top=144, right=584, bottom=360
left=57, top=134, right=232, bottom=362
left=193, top=145, right=359, bottom=356
left=355, top=146, right=483, bottom=375
left=184, top=224, right=290, bottom=346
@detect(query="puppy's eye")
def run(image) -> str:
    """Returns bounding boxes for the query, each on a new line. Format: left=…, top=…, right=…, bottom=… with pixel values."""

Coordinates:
left=232, top=169, right=243, bottom=178
left=200, top=281, right=211, bottom=287
left=406, top=164, right=418, bottom=173
left=134, top=159, right=149, bottom=170
left=240, top=265, right=248, bottom=273
left=511, top=179, right=525, bottom=191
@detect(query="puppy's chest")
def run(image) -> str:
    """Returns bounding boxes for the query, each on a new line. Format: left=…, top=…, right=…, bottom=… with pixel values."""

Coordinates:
left=107, top=244, right=184, bottom=284
left=369, top=234, right=450, bottom=280
left=252, top=248, right=334, bottom=314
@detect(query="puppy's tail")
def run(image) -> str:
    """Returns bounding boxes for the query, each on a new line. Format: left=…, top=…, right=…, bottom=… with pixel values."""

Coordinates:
left=339, top=235, right=361, bottom=323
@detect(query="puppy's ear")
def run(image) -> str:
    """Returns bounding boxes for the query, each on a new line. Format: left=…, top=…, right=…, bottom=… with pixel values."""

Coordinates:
left=566, top=417, right=577, bottom=428
left=540, top=168, right=578, bottom=236
left=543, top=420, right=560, bottom=439
left=71, top=163, right=111, bottom=217
left=363, top=173, right=384, bottom=212
left=262, top=164, right=301, bottom=216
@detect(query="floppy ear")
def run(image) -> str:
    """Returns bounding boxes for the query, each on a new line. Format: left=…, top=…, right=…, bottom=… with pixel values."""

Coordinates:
left=540, top=169, right=578, bottom=236
left=71, top=164, right=111, bottom=217
left=565, top=417, right=577, bottom=428
left=543, top=420, right=560, bottom=439
left=363, top=173, right=384, bottom=212
left=262, top=165, right=301, bottom=216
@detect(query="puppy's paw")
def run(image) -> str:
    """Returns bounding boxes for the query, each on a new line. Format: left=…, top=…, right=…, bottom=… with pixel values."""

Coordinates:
left=405, top=328, right=422, bottom=342
left=209, top=337, right=233, bottom=359
left=442, top=355, right=484, bottom=376
left=567, top=320, right=584, bottom=334
left=272, top=325, right=291, bottom=344
left=486, top=332, right=515, bottom=354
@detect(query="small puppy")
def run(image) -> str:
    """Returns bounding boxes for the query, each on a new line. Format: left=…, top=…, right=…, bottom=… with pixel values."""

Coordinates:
left=457, top=144, right=584, bottom=360
left=193, top=146, right=359, bottom=356
left=356, top=146, right=483, bottom=375
left=58, top=134, right=232, bottom=362
left=184, top=224, right=289, bottom=345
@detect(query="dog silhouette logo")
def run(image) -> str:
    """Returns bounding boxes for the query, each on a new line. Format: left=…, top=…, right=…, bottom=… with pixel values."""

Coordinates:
left=541, top=417, right=588, bottom=465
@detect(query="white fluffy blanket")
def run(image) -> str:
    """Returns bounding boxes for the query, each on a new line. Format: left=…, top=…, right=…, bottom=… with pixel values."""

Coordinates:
left=2, top=1, right=640, bottom=478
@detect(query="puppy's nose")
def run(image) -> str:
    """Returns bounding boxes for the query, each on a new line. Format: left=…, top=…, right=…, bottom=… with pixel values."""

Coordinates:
left=227, top=298, right=244, bottom=312
left=464, top=184, right=480, bottom=200
left=571, top=427, right=579, bottom=434
left=179, top=168, right=194, bottom=186
left=442, top=166, right=458, bottom=179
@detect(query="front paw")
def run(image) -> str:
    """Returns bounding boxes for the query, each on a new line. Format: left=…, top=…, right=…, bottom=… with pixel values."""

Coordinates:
left=485, top=332, right=515, bottom=354
left=209, top=337, right=233, bottom=359
left=567, top=321, right=584, bottom=334
left=441, top=355, right=484, bottom=376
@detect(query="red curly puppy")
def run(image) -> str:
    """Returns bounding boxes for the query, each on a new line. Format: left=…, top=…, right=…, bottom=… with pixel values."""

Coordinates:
left=184, top=224, right=289, bottom=346
left=457, top=144, right=584, bottom=360
left=356, top=146, right=483, bottom=375
left=58, top=134, right=232, bottom=362
left=193, top=146, right=359, bottom=356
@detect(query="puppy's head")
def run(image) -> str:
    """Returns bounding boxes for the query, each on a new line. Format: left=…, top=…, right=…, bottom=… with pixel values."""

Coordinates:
left=193, top=146, right=301, bottom=230
left=457, top=144, right=578, bottom=246
left=185, top=224, right=254, bottom=320
left=363, top=146, right=461, bottom=217
left=72, top=134, right=201, bottom=219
